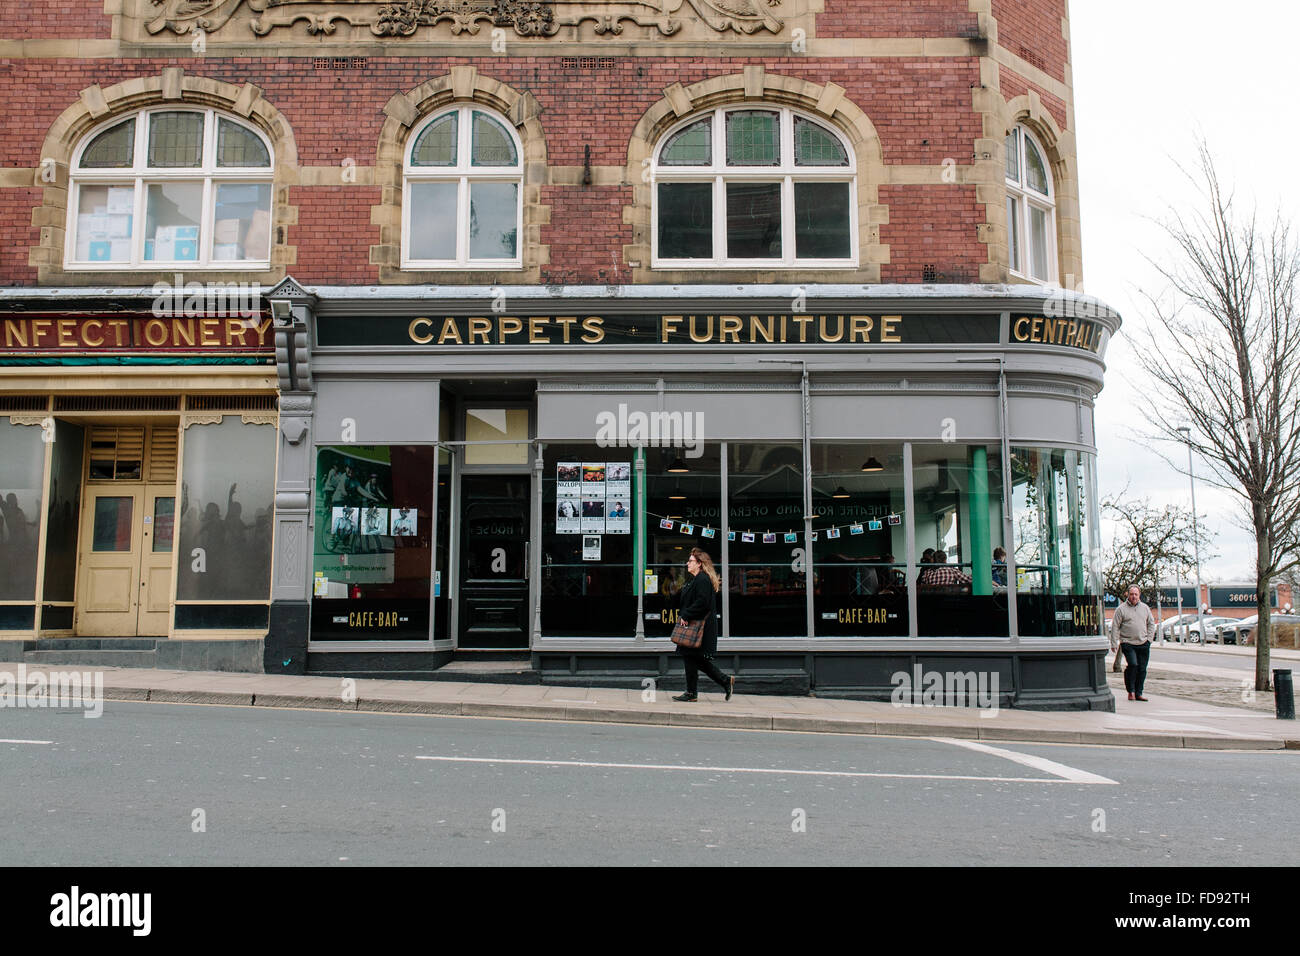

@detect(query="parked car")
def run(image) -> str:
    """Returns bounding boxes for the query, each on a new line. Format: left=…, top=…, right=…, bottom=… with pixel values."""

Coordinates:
left=1186, top=616, right=1235, bottom=644
left=1156, top=614, right=1199, bottom=641
left=1216, top=616, right=1257, bottom=645
left=1229, top=614, right=1300, bottom=647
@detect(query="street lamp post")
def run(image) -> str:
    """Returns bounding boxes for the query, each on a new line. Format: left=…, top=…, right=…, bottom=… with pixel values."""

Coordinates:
left=1178, top=426, right=1207, bottom=646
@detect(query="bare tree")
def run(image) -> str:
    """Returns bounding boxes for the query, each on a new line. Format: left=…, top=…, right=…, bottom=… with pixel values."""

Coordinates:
left=1137, top=142, right=1300, bottom=690
left=1101, top=492, right=1211, bottom=606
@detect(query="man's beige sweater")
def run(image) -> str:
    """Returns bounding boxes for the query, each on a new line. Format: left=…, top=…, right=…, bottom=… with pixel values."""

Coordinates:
left=1110, top=600, right=1156, bottom=645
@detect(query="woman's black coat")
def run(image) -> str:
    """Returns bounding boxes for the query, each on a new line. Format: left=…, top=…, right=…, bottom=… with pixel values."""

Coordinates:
left=676, top=569, right=719, bottom=656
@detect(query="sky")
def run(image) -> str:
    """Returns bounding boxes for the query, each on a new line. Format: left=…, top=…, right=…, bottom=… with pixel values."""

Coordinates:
left=1070, top=0, right=1299, bottom=586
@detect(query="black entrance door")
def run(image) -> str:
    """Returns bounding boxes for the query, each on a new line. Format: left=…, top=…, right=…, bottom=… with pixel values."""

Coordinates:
left=458, top=476, right=531, bottom=649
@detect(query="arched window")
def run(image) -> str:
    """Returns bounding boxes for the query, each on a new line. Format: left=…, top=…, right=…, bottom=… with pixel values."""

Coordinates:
left=66, top=108, right=274, bottom=268
left=1005, top=125, right=1056, bottom=283
left=403, top=105, right=523, bottom=268
left=652, top=107, right=856, bottom=268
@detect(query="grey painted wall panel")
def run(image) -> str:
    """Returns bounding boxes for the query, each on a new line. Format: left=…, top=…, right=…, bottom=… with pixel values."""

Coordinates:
left=315, top=380, right=440, bottom=444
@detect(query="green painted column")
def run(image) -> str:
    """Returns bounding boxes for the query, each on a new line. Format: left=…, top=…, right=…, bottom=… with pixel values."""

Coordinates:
left=1043, top=457, right=1061, bottom=595
left=969, top=446, right=992, bottom=596
left=1066, top=451, right=1085, bottom=594
left=633, top=446, right=646, bottom=594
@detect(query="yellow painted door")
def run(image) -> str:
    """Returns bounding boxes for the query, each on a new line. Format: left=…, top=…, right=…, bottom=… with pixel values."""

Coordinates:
left=77, top=488, right=144, bottom=636
left=137, top=485, right=176, bottom=636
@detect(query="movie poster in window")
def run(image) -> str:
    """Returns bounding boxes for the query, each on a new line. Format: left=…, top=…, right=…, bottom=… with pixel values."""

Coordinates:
left=556, top=497, right=581, bottom=534
left=605, top=495, right=630, bottom=535
left=606, top=461, right=631, bottom=498
left=581, top=496, right=605, bottom=533
left=582, top=462, right=606, bottom=496
left=557, top=462, right=582, bottom=497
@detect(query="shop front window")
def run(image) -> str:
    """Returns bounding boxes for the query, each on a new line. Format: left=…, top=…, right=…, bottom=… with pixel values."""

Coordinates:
left=811, top=444, right=908, bottom=637
left=911, top=445, right=1010, bottom=637
left=1012, top=447, right=1103, bottom=636
left=311, top=444, right=435, bottom=641
left=643, top=446, right=722, bottom=639
left=0, top=421, right=46, bottom=603
left=727, top=443, right=806, bottom=637
left=540, top=444, right=638, bottom=637
left=174, top=417, right=275, bottom=605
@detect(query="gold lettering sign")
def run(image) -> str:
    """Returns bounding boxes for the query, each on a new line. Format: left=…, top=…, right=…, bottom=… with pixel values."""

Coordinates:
left=1012, top=315, right=1103, bottom=353
left=1, top=316, right=273, bottom=353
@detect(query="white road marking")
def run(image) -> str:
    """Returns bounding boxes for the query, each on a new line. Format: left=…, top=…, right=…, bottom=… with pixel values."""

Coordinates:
left=413, top=754, right=1115, bottom=784
left=929, top=737, right=1118, bottom=785
left=0, top=738, right=53, bottom=745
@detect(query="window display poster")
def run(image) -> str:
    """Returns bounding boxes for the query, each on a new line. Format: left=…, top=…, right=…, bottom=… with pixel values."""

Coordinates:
left=362, top=505, right=389, bottom=536
left=605, top=496, right=630, bottom=534
left=581, top=496, right=605, bottom=533
left=556, top=497, right=581, bottom=534
left=390, top=507, right=418, bottom=536
left=557, top=462, right=582, bottom=497
left=582, top=462, right=606, bottom=495
left=583, top=535, right=602, bottom=561
left=332, top=506, right=358, bottom=534
left=606, top=462, right=631, bottom=497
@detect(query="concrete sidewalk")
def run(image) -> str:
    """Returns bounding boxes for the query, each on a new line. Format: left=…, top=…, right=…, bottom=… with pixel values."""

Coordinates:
left=5, top=661, right=1298, bottom=752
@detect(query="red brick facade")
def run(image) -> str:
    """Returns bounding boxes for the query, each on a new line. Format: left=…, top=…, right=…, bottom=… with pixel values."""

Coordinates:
left=0, top=1, right=1077, bottom=288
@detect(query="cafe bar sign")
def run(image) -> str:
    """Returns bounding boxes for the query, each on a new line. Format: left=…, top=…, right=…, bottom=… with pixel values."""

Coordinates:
left=2, top=314, right=274, bottom=353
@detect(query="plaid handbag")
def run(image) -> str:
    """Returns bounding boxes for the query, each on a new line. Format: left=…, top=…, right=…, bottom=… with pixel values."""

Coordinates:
left=670, top=616, right=705, bottom=650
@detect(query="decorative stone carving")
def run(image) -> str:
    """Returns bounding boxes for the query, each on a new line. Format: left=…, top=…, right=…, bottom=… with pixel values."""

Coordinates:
left=142, top=0, right=784, bottom=39
left=181, top=413, right=225, bottom=429
left=241, top=411, right=280, bottom=426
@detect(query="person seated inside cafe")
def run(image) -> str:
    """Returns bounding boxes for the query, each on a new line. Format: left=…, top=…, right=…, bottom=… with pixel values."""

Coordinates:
left=917, top=549, right=972, bottom=591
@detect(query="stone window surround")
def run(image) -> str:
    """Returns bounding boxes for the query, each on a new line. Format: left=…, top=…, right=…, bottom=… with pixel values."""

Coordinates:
left=371, top=67, right=549, bottom=285
left=624, top=68, right=890, bottom=284
left=29, top=68, right=300, bottom=286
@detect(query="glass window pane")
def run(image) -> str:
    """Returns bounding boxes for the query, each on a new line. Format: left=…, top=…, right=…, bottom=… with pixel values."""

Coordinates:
left=1012, top=448, right=1102, bottom=636
left=728, top=443, right=806, bottom=637
left=464, top=408, right=529, bottom=465
left=471, top=111, right=518, bottom=166
left=176, top=417, right=276, bottom=601
left=74, top=185, right=134, bottom=263
left=148, top=112, right=204, bottom=168
left=657, top=182, right=712, bottom=259
left=213, top=183, right=272, bottom=261
left=1007, top=195, right=1021, bottom=273
left=812, top=443, right=908, bottom=637
left=143, top=182, right=203, bottom=262
left=794, top=181, right=850, bottom=258
left=411, top=112, right=457, bottom=167
left=726, top=182, right=781, bottom=258
left=0, top=421, right=46, bottom=601
left=312, top=446, right=435, bottom=641
left=1029, top=205, right=1050, bottom=280
left=912, top=445, right=1008, bottom=637
left=408, top=181, right=458, bottom=260
left=92, top=497, right=134, bottom=553
left=1005, top=128, right=1020, bottom=183
left=541, top=444, right=640, bottom=638
left=152, top=497, right=175, bottom=553
left=1025, top=136, right=1050, bottom=195
left=216, top=118, right=270, bottom=167
left=469, top=181, right=518, bottom=259
left=794, top=117, right=848, bottom=166
left=725, top=110, right=780, bottom=166
left=80, top=119, right=135, bottom=168
left=42, top=421, right=84, bottom=603
left=661, top=119, right=712, bottom=166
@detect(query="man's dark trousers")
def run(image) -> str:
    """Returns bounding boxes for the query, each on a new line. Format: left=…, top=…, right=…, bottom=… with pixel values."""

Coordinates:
left=1121, top=641, right=1151, bottom=697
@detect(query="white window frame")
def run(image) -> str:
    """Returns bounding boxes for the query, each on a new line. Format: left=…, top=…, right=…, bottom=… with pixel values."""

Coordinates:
left=64, top=107, right=274, bottom=271
left=402, top=105, right=524, bottom=271
left=1005, top=124, right=1057, bottom=284
left=651, top=106, right=858, bottom=270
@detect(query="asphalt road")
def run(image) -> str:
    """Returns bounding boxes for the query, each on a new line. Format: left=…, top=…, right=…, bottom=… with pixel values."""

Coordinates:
left=3, top=701, right=1297, bottom=866
left=1151, top=645, right=1294, bottom=673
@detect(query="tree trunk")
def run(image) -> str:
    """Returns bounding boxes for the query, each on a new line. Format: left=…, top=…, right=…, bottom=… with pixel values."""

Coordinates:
left=1256, top=521, right=1273, bottom=692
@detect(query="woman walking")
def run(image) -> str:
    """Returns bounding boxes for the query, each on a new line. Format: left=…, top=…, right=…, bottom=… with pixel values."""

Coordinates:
left=673, top=547, right=734, bottom=702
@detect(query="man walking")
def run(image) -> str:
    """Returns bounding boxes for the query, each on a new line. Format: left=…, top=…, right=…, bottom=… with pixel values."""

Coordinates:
left=1110, top=585, right=1156, bottom=701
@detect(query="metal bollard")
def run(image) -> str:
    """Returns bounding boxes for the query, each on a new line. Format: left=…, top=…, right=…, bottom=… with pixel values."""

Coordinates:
left=1274, top=669, right=1295, bottom=720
